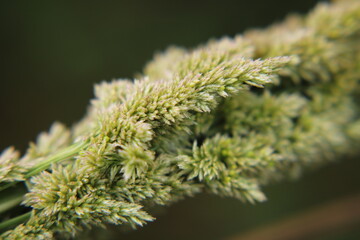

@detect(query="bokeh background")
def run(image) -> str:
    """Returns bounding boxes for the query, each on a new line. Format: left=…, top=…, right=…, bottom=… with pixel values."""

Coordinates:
left=1, top=0, right=359, bottom=239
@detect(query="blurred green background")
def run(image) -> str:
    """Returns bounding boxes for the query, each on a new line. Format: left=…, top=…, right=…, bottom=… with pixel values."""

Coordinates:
left=1, top=0, right=359, bottom=239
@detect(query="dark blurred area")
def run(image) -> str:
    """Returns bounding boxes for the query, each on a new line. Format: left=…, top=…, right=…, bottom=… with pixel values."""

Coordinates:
left=1, top=0, right=359, bottom=239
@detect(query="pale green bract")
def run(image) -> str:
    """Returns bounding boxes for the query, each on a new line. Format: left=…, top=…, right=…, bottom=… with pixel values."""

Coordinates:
left=1, top=0, right=360, bottom=239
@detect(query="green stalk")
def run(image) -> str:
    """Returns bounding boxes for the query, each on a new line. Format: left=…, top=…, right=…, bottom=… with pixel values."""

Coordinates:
left=25, top=140, right=88, bottom=178
left=0, top=194, right=24, bottom=214
left=0, top=212, right=31, bottom=232
left=0, top=140, right=88, bottom=193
